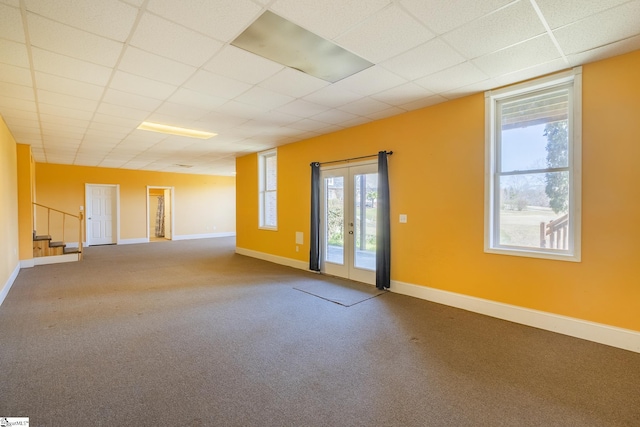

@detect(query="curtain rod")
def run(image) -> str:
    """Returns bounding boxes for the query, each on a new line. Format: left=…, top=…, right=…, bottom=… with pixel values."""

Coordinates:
left=313, top=150, right=393, bottom=166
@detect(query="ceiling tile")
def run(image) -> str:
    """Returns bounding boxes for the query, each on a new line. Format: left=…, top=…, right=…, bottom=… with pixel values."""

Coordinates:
left=0, top=96, right=36, bottom=112
left=130, top=13, right=223, bottom=67
left=287, top=118, right=330, bottom=132
left=491, top=58, right=569, bottom=88
left=401, top=0, right=513, bottom=35
left=311, top=109, right=359, bottom=125
left=271, top=0, right=391, bottom=40
left=95, top=101, right=151, bottom=121
left=38, top=103, right=94, bottom=120
left=91, top=113, right=141, bottom=129
left=441, top=78, right=497, bottom=100
left=235, top=86, right=295, bottom=111
left=567, top=34, right=640, bottom=67
left=441, top=0, right=545, bottom=59
left=151, top=102, right=210, bottom=121
left=183, top=70, right=252, bottom=100
left=415, top=61, right=489, bottom=93
left=0, top=109, right=38, bottom=122
left=146, top=0, right=262, bottom=41
left=31, top=47, right=112, bottom=85
left=27, top=13, right=123, bottom=67
left=275, top=99, right=329, bottom=118
left=472, top=35, right=562, bottom=78
left=336, top=4, right=434, bottom=62
left=197, top=110, right=250, bottom=130
left=0, top=39, right=30, bottom=68
left=3, top=116, right=39, bottom=128
left=35, top=72, right=104, bottom=100
left=0, top=63, right=31, bottom=86
left=118, top=47, right=197, bottom=86
left=381, top=38, right=465, bottom=80
left=553, top=1, right=640, bottom=56
left=167, top=88, right=227, bottom=110
left=204, top=45, right=284, bottom=85
left=37, top=89, right=99, bottom=112
left=399, top=94, right=447, bottom=111
left=102, top=88, right=163, bottom=111
left=303, top=85, right=362, bottom=108
left=24, top=0, right=139, bottom=41
left=258, top=68, right=329, bottom=98
left=339, top=97, right=391, bottom=115
left=535, top=0, right=631, bottom=30
left=38, top=113, right=89, bottom=129
left=0, top=3, right=24, bottom=43
left=332, top=65, right=406, bottom=96
left=0, top=82, right=34, bottom=101
left=370, top=82, right=434, bottom=106
left=109, top=71, right=178, bottom=100
left=366, top=106, right=406, bottom=120
left=0, top=0, right=20, bottom=6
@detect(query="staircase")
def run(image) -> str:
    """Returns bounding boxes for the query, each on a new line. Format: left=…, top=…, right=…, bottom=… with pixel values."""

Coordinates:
left=32, top=203, right=84, bottom=264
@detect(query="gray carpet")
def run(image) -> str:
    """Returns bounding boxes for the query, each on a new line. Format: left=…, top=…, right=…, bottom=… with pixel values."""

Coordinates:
left=293, top=276, right=386, bottom=306
left=1, top=237, right=639, bottom=426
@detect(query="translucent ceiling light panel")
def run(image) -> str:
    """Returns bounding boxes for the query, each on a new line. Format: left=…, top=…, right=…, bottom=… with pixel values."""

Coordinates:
left=231, top=11, right=373, bottom=83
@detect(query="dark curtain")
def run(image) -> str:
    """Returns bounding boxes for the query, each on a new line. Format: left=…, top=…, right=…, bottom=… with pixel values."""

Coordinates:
left=376, top=152, right=391, bottom=289
left=309, top=162, right=321, bottom=271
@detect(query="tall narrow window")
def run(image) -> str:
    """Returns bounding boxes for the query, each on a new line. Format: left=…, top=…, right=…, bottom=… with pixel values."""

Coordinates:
left=258, top=149, right=277, bottom=229
left=485, top=68, right=581, bottom=261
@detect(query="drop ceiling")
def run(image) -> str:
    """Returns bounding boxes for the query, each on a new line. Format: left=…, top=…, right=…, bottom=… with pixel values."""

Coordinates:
left=1, top=0, right=639, bottom=176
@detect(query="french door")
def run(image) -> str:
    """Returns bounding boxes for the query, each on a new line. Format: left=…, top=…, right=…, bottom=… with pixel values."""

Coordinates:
left=320, top=162, right=378, bottom=285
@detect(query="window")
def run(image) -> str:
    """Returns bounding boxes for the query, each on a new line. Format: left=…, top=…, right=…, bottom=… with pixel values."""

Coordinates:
left=258, top=149, right=277, bottom=229
left=485, top=68, right=581, bottom=261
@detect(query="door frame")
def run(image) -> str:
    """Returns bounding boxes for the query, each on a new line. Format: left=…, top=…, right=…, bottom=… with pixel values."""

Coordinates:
left=85, top=183, right=120, bottom=246
left=146, top=186, right=175, bottom=241
left=320, top=160, right=377, bottom=285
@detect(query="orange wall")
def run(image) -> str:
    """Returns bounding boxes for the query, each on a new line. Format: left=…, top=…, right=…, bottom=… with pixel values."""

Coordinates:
left=16, top=144, right=34, bottom=260
left=0, top=116, right=19, bottom=287
left=236, top=50, right=640, bottom=332
left=35, top=163, right=236, bottom=241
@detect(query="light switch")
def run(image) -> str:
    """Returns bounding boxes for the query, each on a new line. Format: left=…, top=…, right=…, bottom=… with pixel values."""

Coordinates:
left=295, top=231, right=304, bottom=245
left=399, top=214, right=407, bottom=223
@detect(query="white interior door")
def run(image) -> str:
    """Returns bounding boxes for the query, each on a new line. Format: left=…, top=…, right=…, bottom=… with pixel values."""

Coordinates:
left=321, top=162, right=378, bottom=285
left=86, top=184, right=117, bottom=246
left=163, top=188, right=172, bottom=239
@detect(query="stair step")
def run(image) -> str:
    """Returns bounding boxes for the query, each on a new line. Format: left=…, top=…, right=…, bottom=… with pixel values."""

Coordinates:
left=49, top=241, right=66, bottom=248
left=34, top=235, right=52, bottom=241
left=63, top=247, right=80, bottom=254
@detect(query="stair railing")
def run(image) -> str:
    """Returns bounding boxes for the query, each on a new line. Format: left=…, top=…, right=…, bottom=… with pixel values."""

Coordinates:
left=33, top=202, right=84, bottom=259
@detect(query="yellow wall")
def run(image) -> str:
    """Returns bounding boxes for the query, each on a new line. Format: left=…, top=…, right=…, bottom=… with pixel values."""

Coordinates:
left=236, top=50, right=640, bottom=332
left=0, top=116, right=19, bottom=289
left=35, top=163, right=236, bottom=241
left=16, top=144, right=34, bottom=261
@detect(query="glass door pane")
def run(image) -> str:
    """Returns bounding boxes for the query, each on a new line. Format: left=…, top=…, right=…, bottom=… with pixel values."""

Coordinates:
left=324, top=176, right=344, bottom=265
left=353, top=173, right=377, bottom=270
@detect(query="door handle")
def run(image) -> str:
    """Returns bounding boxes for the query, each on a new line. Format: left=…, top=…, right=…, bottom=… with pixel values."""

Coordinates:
left=348, top=231, right=353, bottom=234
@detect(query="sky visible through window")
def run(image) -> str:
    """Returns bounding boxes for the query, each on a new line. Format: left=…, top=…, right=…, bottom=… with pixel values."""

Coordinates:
left=501, top=123, right=548, bottom=172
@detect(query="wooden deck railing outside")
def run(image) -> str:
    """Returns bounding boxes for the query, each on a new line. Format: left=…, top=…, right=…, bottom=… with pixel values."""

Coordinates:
left=540, top=214, right=569, bottom=250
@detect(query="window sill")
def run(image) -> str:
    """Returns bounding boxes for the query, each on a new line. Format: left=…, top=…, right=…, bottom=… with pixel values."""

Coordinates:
left=484, top=246, right=581, bottom=262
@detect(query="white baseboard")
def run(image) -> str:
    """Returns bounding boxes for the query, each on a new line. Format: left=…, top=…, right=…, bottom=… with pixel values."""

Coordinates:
left=235, top=247, right=308, bottom=271
left=173, top=232, right=236, bottom=241
left=391, top=280, right=640, bottom=354
left=117, top=238, right=149, bottom=245
left=66, top=241, right=86, bottom=249
left=20, top=259, right=35, bottom=268
left=0, top=263, right=20, bottom=307
left=33, top=254, right=80, bottom=265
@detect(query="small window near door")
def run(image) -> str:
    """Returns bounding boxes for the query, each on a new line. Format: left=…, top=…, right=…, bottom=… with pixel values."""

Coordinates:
left=258, top=149, right=277, bottom=230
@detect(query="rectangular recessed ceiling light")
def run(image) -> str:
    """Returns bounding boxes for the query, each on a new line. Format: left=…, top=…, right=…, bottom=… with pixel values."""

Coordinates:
left=137, top=122, right=217, bottom=139
left=231, top=10, right=373, bottom=83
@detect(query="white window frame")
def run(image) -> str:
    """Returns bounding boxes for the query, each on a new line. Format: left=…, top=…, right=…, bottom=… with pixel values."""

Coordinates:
left=258, top=148, right=277, bottom=230
left=484, top=68, right=582, bottom=262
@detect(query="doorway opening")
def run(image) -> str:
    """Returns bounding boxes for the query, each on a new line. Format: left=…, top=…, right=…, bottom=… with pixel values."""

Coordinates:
left=320, top=161, right=378, bottom=285
left=147, top=186, right=174, bottom=242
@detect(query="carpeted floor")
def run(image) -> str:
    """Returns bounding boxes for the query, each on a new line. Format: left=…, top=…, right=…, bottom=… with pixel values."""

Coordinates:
left=1, top=237, right=639, bottom=426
